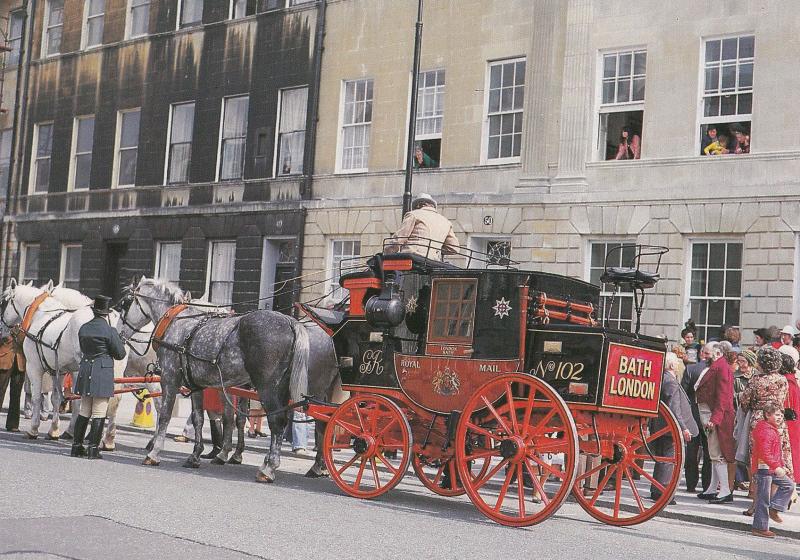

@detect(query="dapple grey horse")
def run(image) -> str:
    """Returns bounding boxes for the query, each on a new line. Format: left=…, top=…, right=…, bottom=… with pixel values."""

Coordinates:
left=121, top=277, right=309, bottom=482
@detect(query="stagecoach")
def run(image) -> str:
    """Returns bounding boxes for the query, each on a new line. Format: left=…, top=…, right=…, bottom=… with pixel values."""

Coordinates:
left=299, top=241, right=683, bottom=527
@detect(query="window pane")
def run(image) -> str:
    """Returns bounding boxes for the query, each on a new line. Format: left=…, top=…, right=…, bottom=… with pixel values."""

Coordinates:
left=633, top=52, right=647, bottom=75
left=279, top=88, right=308, bottom=132
left=705, top=40, right=720, bottom=62
left=704, top=67, right=719, bottom=93
left=690, top=270, right=706, bottom=297
left=118, top=149, right=137, bottom=185
left=725, top=300, right=741, bottom=326
left=721, top=38, right=738, bottom=60
left=704, top=97, right=720, bottom=117
left=171, top=104, right=195, bottom=143
left=602, top=80, right=615, bottom=104
left=726, top=243, right=742, bottom=268
left=278, top=131, right=304, bottom=175
left=725, top=270, right=741, bottom=298
left=619, top=53, right=631, bottom=76
left=737, top=93, right=752, bottom=115
left=131, top=4, right=150, bottom=36
left=603, top=54, right=616, bottom=78
left=739, top=36, right=755, bottom=58
left=157, top=243, right=181, bottom=283
left=87, top=17, right=104, bottom=46
left=169, top=144, right=191, bottom=183
left=707, top=270, right=724, bottom=297
left=738, top=62, right=753, bottom=89
left=77, top=118, right=95, bottom=152
left=35, top=160, right=51, bottom=192
left=88, top=0, right=104, bottom=16
left=691, top=243, right=708, bottom=269
left=708, top=243, right=725, bottom=268
left=721, top=65, right=736, bottom=90
left=632, top=78, right=645, bottom=101
left=74, top=154, right=92, bottom=189
left=223, top=96, right=249, bottom=137
left=120, top=111, right=141, bottom=148
left=720, top=95, right=736, bottom=115
left=616, top=79, right=630, bottom=102
left=220, top=138, right=245, bottom=180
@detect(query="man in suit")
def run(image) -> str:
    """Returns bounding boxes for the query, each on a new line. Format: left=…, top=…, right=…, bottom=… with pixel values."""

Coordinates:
left=682, top=342, right=716, bottom=492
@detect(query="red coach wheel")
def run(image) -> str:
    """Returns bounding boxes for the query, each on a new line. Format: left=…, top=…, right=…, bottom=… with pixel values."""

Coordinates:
left=455, top=373, right=579, bottom=527
left=322, top=394, right=412, bottom=500
left=572, top=402, right=684, bottom=526
left=411, top=439, right=493, bottom=498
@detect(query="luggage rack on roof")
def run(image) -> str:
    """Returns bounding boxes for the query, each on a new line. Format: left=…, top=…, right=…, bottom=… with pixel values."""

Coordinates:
left=380, top=237, right=520, bottom=270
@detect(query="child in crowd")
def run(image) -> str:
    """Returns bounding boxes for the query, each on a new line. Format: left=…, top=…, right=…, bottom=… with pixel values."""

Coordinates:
left=750, top=403, right=796, bottom=538
left=704, top=133, right=730, bottom=155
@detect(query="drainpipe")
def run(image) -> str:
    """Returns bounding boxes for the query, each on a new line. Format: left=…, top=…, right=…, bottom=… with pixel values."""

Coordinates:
left=2, top=0, right=34, bottom=286
left=302, top=0, right=326, bottom=201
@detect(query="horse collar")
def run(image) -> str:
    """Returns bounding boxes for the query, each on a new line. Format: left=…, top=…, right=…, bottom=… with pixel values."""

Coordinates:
left=153, top=304, right=189, bottom=351
left=19, top=293, right=50, bottom=336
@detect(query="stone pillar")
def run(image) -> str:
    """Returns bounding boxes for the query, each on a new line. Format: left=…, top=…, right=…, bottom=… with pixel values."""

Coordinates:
left=552, top=0, right=593, bottom=192
left=518, top=0, right=563, bottom=191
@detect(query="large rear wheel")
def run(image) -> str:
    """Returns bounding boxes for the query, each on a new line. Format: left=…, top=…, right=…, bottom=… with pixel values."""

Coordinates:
left=572, top=402, right=684, bottom=526
left=454, top=373, right=579, bottom=527
left=322, top=395, right=412, bottom=499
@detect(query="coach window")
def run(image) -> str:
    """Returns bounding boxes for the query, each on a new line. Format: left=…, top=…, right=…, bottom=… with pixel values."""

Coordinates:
left=428, top=279, right=478, bottom=344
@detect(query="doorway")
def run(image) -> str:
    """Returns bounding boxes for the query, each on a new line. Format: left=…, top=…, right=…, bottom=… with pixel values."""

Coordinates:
left=103, top=242, right=128, bottom=301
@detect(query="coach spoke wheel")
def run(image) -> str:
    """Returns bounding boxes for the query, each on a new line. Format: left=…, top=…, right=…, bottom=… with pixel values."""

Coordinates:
left=322, top=395, right=412, bottom=500
left=573, top=403, right=684, bottom=526
left=412, top=437, right=493, bottom=497
left=455, top=373, right=579, bottom=527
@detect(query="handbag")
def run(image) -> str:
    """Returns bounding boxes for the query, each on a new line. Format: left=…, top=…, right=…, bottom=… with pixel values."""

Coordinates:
left=734, top=407, right=753, bottom=464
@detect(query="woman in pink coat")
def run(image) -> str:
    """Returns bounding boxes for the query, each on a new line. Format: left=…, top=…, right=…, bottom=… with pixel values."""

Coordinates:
left=695, top=341, right=737, bottom=503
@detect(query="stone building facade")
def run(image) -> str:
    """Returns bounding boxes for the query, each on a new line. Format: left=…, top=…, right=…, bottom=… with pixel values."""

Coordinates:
left=303, top=0, right=800, bottom=344
left=3, top=0, right=320, bottom=310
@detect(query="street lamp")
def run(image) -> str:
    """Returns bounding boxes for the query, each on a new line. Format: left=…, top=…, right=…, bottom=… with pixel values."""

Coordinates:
left=402, top=0, right=424, bottom=216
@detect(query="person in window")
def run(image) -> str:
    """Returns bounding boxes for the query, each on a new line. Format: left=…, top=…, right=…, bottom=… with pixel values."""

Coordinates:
left=385, top=193, right=460, bottom=261
left=701, top=125, right=718, bottom=155
left=413, top=144, right=438, bottom=169
left=71, top=296, right=127, bottom=460
left=614, top=126, right=641, bottom=160
left=703, top=133, right=730, bottom=155
left=731, top=124, right=750, bottom=154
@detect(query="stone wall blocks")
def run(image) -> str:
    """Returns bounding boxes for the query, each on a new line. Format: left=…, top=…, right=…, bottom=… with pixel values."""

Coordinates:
left=759, top=202, right=781, bottom=218
left=767, top=281, right=793, bottom=298
left=704, top=204, right=722, bottom=233
left=587, top=205, right=603, bottom=233
left=627, top=206, right=651, bottom=235
left=780, top=201, right=800, bottom=231
left=650, top=205, right=669, bottom=220
left=491, top=207, right=509, bottom=234
left=601, top=206, right=618, bottom=234
left=569, top=205, right=590, bottom=234
left=734, top=204, right=761, bottom=233
left=668, top=205, right=692, bottom=234
left=719, top=203, right=739, bottom=232
left=522, top=206, right=545, bottom=221
left=687, top=204, right=705, bottom=233
left=780, top=232, right=796, bottom=249
left=504, top=207, right=523, bottom=234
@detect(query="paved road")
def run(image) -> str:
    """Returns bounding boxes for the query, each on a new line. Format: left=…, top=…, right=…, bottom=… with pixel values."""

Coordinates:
left=1, top=425, right=799, bottom=560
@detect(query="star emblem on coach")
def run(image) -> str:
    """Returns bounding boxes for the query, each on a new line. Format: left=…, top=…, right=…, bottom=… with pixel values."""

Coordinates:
left=492, top=297, right=512, bottom=319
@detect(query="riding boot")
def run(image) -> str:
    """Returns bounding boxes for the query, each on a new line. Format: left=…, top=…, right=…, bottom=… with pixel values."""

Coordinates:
left=70, top=415, right=90, bottom=458
left=86, top=417, right=106, bottom=460
left=201, top=418, right=223, bottom=459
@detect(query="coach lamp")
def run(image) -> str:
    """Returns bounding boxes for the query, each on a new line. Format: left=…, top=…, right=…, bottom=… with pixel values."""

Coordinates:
left=365, top=281, right=406, bottom=330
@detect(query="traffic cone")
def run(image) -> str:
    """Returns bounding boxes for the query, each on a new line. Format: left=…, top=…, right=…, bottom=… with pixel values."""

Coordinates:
left=131, top=389, right=155, bottom=428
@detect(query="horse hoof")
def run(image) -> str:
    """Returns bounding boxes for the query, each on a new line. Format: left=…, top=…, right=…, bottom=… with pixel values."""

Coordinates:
left=101, top=444, right=115, bottom=452
left=62, top=432, right=73, bottom=441
left=305, top=467, right=329, bottom=479
left=255, top=472, right=275, bottom=483
left=142, top=457, right=160, bottom=466
left=45, top=434, right=60, bottom=441
left=210, top=457, right=226, bottom=466
left=25, top=433, right=38, bottom=440
left=182, top=459, right=201, bottom=469
left=228, top=456, right=242, bottom=465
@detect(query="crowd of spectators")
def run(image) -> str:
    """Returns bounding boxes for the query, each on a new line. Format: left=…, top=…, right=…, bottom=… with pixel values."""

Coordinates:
left=669, top=321, right=800, bottom=537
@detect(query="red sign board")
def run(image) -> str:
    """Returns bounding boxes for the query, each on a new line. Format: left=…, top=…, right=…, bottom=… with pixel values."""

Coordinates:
left=600, top=343, right=664, bottom=414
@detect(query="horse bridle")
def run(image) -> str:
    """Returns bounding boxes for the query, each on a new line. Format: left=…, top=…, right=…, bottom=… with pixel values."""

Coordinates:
left=0, top=290, right=26, bottom=330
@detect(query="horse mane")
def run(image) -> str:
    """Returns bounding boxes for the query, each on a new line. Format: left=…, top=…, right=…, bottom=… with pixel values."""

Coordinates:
left=140, top=277, right=185, bottom=305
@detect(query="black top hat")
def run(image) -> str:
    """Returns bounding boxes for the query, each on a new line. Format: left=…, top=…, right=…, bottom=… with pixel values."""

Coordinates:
left=93, top=295, right=112, bottom=316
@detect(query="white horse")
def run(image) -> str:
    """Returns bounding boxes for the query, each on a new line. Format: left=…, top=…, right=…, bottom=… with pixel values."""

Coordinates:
left=0, top=279, right=128, bottom=439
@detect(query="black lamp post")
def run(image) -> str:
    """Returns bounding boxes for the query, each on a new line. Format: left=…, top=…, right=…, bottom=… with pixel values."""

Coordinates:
left=402, top=0, right=424, bottom=216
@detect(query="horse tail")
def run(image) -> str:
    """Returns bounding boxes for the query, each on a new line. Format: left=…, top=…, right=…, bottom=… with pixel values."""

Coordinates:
left=288, top=319, right=309, bottom=403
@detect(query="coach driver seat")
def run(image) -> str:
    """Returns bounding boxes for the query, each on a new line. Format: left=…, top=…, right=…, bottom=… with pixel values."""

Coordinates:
left=600, top=267, right=660, bottom=290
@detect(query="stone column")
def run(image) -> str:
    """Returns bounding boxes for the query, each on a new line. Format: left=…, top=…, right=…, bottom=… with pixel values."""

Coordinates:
left=518, top=0, right=563, bottom=191
left=552, top=0, right=593, bottom=192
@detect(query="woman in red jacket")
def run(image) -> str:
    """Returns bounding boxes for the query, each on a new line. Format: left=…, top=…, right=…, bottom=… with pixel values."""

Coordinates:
left=779, top=351, right=800, bottom=479
left=695, top=341, right=737, bottom=503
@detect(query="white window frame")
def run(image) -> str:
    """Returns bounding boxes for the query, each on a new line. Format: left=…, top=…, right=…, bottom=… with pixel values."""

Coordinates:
left=336, top=78, right=373, bottom=174
left=586, top=239, right=637, bottom=331
left=80, top=0, right=105, bottom=50
left=19, top=243, right=40, bottom=285
left=125, top=0, right=151, bottom=40
left=59, top=243, right=82, bottom=290
left=29, top=122, right=54, bottom=195
left=112, top=108, right=141, bottom=188
left=594, top=46, right=647, bottom=162
left=328, top=238, right=361, bottom=299
left=42, top=0, right=64, bottom=58
left=177, top=0, right=204, bottom=30
left=204, top=240, right=237, bottom=307
left=163, top=101, right=195, bottom=185
left=482, top=57, right=526, bottom=165
left=68, top=115, right=95, bottom=192
left=7, top=11, right=25, bottom=66
left=683, top=237, right=744, bottom=343
left=154, top=241, right=182, bottom=284
left=216, top=95, right=250, bottom=182
left=274, top=86, right=308, bottom=177
left=696, top=33, right=755, bottom=155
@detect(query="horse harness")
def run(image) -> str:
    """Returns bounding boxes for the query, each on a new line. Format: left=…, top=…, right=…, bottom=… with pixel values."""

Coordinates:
left=16, top=293, right=72, bottom=375
left=151, top=304, right=241, bottom=393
